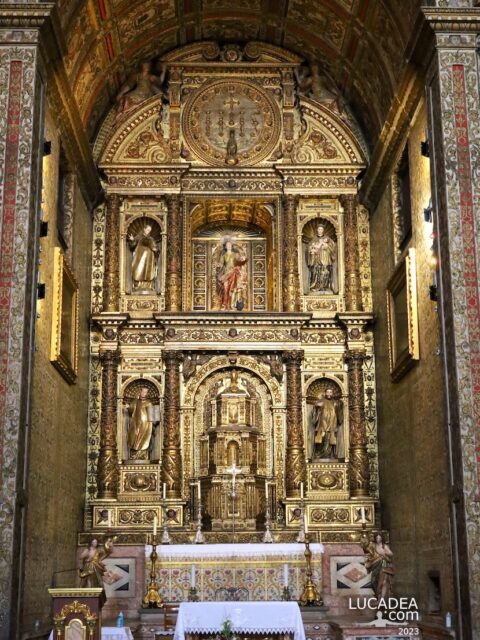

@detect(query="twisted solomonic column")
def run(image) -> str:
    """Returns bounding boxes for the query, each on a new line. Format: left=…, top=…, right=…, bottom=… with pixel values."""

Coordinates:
left=345, top=349, right=370, bottom=497
left=103, top=193, right=122, bottom=312
left=340, top=194, right=363, bottom=312
left=161, top=351, right=183, bottom=498
left=282, top=195, right=301, bottom=312
left=165, top=195, right=183, bottom=312
left=97, top=349, right=120, bottom=499
left=283, top=350, right=307, bottom=497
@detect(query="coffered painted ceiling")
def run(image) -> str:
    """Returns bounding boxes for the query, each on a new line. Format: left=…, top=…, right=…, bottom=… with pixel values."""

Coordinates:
left=57, top=0, right=422, bottom=144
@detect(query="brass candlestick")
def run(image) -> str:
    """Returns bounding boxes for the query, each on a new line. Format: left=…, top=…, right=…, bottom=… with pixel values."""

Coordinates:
left=161, top=501, right=172, bottom=544
left=142, top=535, right=164, bottom=608
left=188, top=586, right=199, bottom=601
left=299, top=534, right=323, bottom=606
left=262, top=505, right=274, bottom=543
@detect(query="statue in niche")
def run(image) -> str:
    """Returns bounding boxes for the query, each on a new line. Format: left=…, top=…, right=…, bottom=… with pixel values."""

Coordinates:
left=79, top=537, right=116, bottom=588
left=307, top=223, right=337, bottom=293
left=310, top=387, right=343, bottom=459
left=124, top=386, right=160, bottom=461
left=116, top=61, right=167, bottom=118
left=295, top=63, right=344, bottom=117
left=127, top=220, right=161, bottom=293
left=214, top=236, right=248, bottom=311
left=361, top=532, right=395, bottom=600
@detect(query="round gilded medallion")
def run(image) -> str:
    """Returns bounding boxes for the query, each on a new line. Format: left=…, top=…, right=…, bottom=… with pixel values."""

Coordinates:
left=182, top=79, right=281, bottom=166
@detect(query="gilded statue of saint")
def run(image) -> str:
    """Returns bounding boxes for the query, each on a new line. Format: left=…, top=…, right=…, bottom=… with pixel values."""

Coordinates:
left=311, top=387, right=343, bottom=459
left=79, top=537, right=116, bottom=589
left=216, top=237, right=247, bottom=311
left=307, top=224, right=337, bottom=293
left=128, top=224, right=159, bottom=292
left=361, top=532, right=395, bottom=600
left=125, top=387, right=159, bottom=460
left=116, top=61, right=167, bottom=118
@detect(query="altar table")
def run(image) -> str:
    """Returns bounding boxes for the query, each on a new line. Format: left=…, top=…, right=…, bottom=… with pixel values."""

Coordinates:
left=145, top=543, right=324, bottom=603
left=48, top=627, right=133, bottom=640
left=173, top=602, right=306, bottom=640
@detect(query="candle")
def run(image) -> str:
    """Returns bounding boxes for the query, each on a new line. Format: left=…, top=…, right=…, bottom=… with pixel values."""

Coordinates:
left=283, top=563, right=289, bottom=587
left=304, top=512, right=309, bottom=534
left=163, top=483, right=166, bottom=500
left=153, top=514, right=157, bottom=538
left=300, top=482, right=304, bottom=499
left=265, top=480, right=269, bottom=501
left=360, top=507, right=366, bottom=524
left=197, top=481, right=201, bottom=501
left=191, top=564, right=196, bottom=588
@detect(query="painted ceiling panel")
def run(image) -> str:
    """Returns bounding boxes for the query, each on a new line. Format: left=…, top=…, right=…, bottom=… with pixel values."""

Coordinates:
left=60, top=0, right=421, bottom=144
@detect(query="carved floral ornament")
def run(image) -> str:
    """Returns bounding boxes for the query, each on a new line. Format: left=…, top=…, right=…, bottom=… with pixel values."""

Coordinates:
left=96, top=43, right=366, bottom=176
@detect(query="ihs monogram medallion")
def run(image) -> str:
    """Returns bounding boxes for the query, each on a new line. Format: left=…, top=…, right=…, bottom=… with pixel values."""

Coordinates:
left=182, top=79, right=281, bottom=166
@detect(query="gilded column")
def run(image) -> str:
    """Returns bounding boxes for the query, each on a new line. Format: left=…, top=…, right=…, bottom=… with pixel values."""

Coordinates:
left=97, top=349, right=120, bottom=499
left=340, top=194, right=363, bottom=312
left=162, top=351, right=183, bottom=498
left=283, top=350, right=306, bottom=497
left=103, top=193, right=121, bottom=312
left=345, top=349, right=369, bottom=497
left=165, top=195, right=183, bottom=312
left=282, top=195, right=301, bottom=312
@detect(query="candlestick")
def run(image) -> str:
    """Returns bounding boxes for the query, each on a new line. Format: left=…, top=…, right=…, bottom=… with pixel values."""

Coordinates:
left=296, top=496, right=306, bottom=543
left=299, top=534, right=323, bottom=607
left=142, top=538, right=163, bottom=608
left=194, top=498, right=205, bottom=544
left=304, top=512, right=309, bottom=534
left=191, top=564, right=196, bottom=588
left=161, top=499, right=171, bottom=544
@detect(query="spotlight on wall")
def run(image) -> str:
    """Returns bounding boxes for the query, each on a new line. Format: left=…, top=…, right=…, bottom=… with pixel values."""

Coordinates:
left=37, top=283, right=46, bottom=299
left=39, top=221, right=49, bottom=237
left=421, top=139, right=430, bottom=158
left=43, top=140, right=52, bottom=156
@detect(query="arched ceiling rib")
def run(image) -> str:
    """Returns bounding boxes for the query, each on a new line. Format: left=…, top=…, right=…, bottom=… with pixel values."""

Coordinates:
left=56, top=0, right=422, bottom=145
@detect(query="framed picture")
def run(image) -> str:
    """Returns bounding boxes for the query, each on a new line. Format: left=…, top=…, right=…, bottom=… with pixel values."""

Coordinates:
left=50, top=247, right=79, bottom=384
left=386, top=247, right=419, bottom=381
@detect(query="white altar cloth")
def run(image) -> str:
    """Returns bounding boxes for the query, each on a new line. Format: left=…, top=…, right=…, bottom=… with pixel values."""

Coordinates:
left=174, top=602, right=305, bottom=640
left=48, top=627, right=133, bottom=640
left=145, top=542, right=324, bottom=558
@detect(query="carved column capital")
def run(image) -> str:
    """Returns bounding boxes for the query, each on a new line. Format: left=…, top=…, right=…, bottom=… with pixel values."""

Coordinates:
left=282, top=349, right=304, bottom=367
left=103, top=193, right=122, bottom=312
left=97, top=347, right=121, bottom=499
left=165, top=195, right=183, bottom=312
left=340, top=194, right=363, bottom=312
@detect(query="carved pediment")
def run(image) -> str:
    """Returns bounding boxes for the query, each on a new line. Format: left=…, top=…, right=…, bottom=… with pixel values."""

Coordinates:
left=287, top=98, right=366, bottom=166
left=99, top=95, right=173, bottom=166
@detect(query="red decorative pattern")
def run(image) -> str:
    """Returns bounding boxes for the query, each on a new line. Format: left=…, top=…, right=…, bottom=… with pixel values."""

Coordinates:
left=0, top=60, right=23, bottom=485
left=452, top=64, right=480, bottom=475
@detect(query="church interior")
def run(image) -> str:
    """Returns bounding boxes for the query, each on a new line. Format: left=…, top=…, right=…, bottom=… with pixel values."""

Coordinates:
left=0, top=1, right=479, bottom=639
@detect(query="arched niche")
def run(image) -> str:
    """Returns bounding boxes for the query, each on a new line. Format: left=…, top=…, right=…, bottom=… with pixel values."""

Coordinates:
left=187, top=200, right=275, bottom=312
left=305, top=376, right=346, bottom=462
left=120, top=378, right=161, bottom=462
left=301, top=217, right=339, bottom=296
left=123, top=215, right=162, bottom=295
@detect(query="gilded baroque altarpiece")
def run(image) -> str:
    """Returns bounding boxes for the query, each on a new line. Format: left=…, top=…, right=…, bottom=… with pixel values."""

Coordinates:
left=84, top=42, right=378, bottom=546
